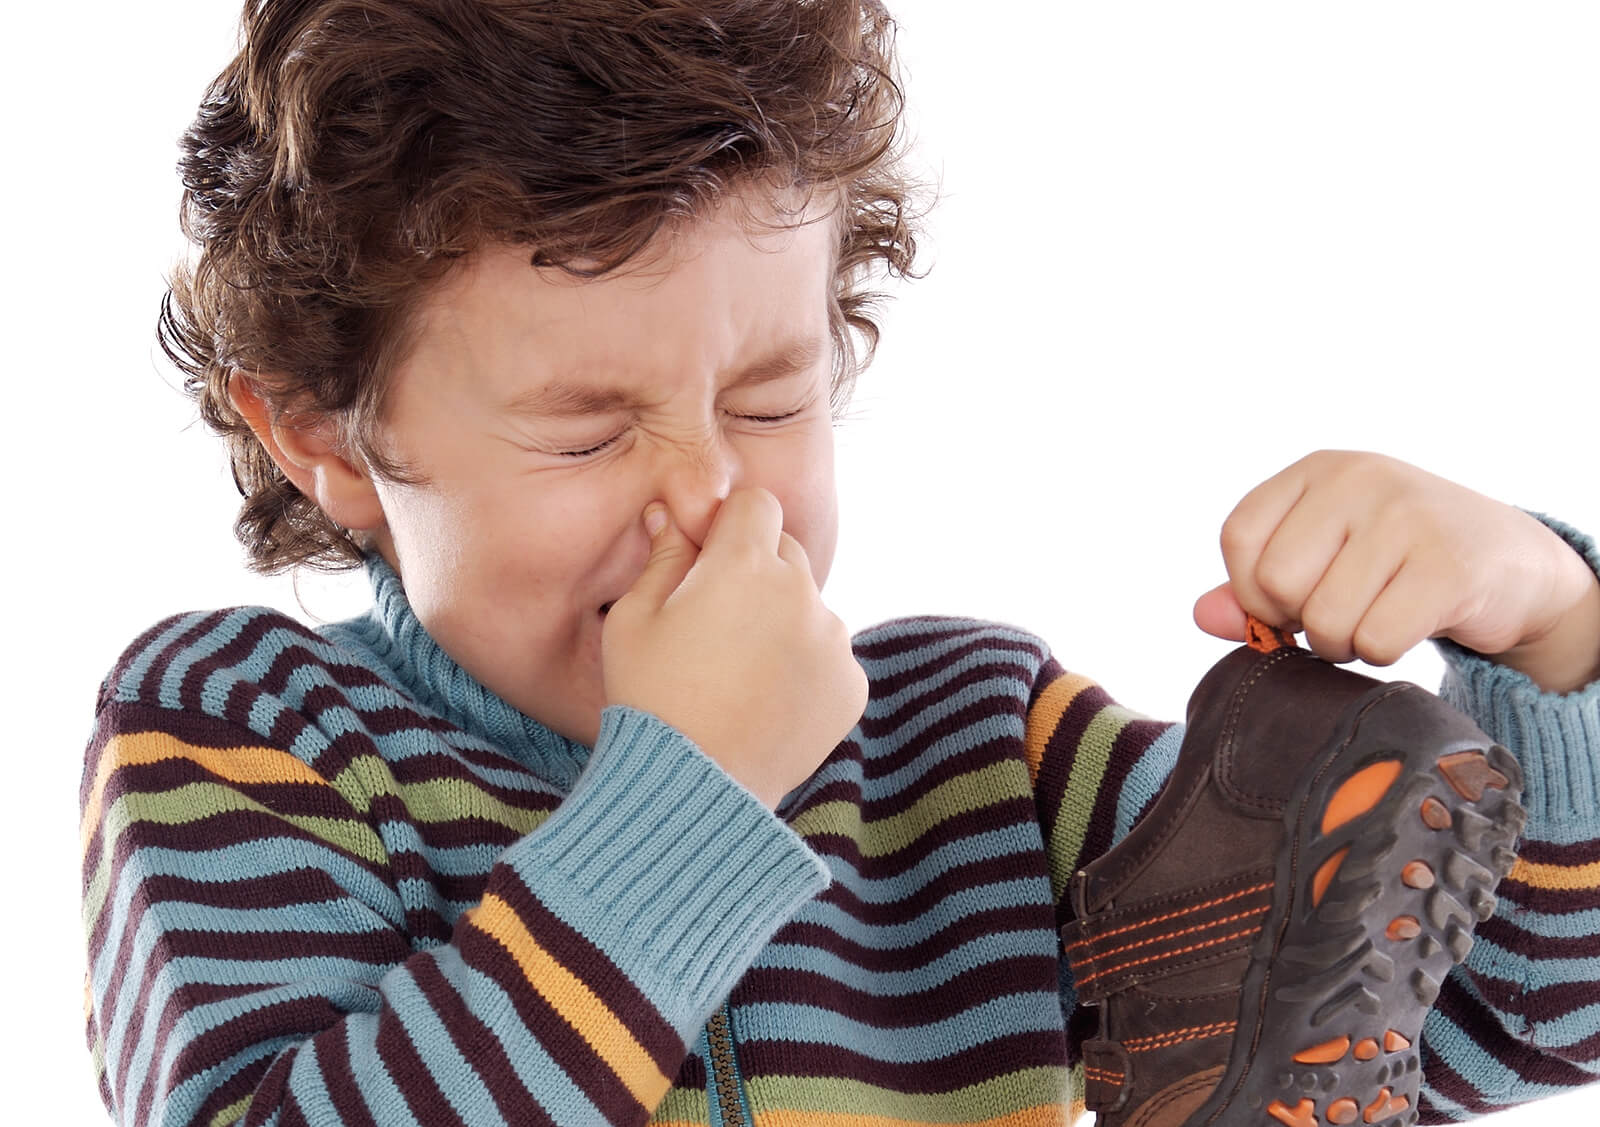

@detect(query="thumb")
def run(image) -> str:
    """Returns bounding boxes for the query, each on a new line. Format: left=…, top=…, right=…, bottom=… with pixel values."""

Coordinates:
left=1193, top=581, right=1249, bottom=642
left=621, top=504, right=699, bottom=611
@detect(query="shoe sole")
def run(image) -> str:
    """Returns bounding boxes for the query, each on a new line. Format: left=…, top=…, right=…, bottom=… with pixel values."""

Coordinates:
left=1186, top=677, right=1526, bottom=1127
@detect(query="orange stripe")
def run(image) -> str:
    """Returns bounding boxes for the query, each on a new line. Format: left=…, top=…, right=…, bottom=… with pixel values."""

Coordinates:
left=465, top=892, right=671, bottom=1111
left=80, top=730, right=330, bottom=859
left=1022, top=672, right=1096, bottom=785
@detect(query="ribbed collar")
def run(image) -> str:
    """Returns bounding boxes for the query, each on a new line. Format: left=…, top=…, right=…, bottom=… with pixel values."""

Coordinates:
left=325, top=552, right=593, bottom=786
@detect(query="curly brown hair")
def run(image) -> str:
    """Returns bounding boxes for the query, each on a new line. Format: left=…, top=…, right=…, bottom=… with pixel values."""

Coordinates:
left=161, top=0, right=925, bottom=574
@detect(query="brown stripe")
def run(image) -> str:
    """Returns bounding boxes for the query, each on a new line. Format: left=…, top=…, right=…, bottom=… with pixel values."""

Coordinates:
left=1478, top=914, right=1600, bottom=962
left=189, top=1051, right=275, bottom=1127
left=488, top=866, right=683, bottom=1073
left=797, top=742, right=1035, bottom=829
left=373, top=1004, right=470, bottom=1127
left=102, top=613, right=198, bottom=710
left=853, top=617, right=1043, bottom=664
left=849, top=734, right=1030, bottom=821
left=673, top=1051, right=707, bottom=1090
left=408, top=956, right=557, bottom=1126
left=1433, top=974, right=1596, bottom=1089
left=1514, top=836, right=1600, bottom=866
left=87, top=810, right=394, bottom=973
left=864, top=656, right=1036, bottom=752
left=738, top=1028, right=1066, bottom=1091
left=389, top=848, right=489, bottom=907
left=137, top=610, right=230, bottom=708
left=735, top=955, right=1057, bottom=1024
left=407, top=813, right=537, bottom=852
left=766, top=904, right=1055, bottom=975
left=1492, top=877, right=1600, bottom=916
left=805, top=819, right=1048, bottom=916
left=1075, top=717, right=1175, bottom=869
left=316, top=1019, right=383, bottom=1127
left=155, top=996, right=352, bottom=1118
left=382, top=749, right=566, bottom=811
left=456, top=918, right=650, bottom=1125
left=1031, top=680, right=1118, bottom=857
left=107, top=755, right=356, bottom=818
left=1419, top=1048, right=1502, bottom=1119
left=163, top=925, right=408, bottom=964
left=804, top=796, right=1041, bottom=880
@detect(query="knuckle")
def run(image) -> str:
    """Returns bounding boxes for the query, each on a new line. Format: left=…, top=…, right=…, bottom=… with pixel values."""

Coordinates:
left=1352, top=625, right=1401, bottom=667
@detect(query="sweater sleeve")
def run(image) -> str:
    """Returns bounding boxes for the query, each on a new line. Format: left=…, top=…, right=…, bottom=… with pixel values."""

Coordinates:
left=1413, top=513, right=1600, bottom=1121
left=80, top=690, right=829, bottom=1127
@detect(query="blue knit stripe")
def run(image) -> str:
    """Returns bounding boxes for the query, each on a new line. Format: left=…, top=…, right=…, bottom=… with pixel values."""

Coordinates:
left=732, top=992, right=1065, bottom=1061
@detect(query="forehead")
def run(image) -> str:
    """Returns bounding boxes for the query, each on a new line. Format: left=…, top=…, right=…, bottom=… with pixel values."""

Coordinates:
left=394, top=190, right=840, bottom=405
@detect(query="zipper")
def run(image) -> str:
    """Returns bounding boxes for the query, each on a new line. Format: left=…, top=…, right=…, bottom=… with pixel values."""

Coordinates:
left=706, top=1001, right=749, bottom=1127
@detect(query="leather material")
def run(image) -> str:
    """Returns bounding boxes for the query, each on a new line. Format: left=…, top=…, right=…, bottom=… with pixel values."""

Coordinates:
left=1061, top=637, right=1524, bottom=1127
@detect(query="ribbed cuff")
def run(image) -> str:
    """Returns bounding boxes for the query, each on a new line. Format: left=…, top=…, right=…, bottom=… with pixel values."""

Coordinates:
left=1435, top=512, right=1600, bottom=828
left=502, top=704, right=831, bottom=1037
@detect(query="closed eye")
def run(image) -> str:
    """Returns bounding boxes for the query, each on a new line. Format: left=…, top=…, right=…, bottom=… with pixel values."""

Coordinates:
left=555, top=410, right=806, bottom=459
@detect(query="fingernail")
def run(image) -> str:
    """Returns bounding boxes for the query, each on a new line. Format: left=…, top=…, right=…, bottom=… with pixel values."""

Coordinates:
left=644, top=505, right=667, bottom=537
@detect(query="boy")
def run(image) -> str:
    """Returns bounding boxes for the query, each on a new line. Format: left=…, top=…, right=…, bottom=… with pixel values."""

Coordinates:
left=81, top=2, right=1600, bottom=1126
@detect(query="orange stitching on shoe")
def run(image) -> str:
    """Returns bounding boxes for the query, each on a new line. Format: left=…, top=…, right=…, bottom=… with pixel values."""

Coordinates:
left=1070, top=905, right=1271, bottom=967
left=1123, top=1021, right=1237, bottom=1053
left=1076, top=925, right=1263, bottom=985
left=1083, top=1066, right=1124, bottom=1086
left=1063, top=881, right=1274, bottom=952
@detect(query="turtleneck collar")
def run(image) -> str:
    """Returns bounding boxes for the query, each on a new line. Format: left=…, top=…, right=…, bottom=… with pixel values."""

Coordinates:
left=320, top=552, right=594, bottom=787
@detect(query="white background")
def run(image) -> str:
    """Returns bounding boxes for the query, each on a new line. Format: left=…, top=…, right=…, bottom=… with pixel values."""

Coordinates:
left=5, top=2, right=1597, bottom=1122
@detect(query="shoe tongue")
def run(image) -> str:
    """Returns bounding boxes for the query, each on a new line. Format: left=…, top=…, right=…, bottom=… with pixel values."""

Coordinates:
left=1245, top=614, right=1300, bottom=654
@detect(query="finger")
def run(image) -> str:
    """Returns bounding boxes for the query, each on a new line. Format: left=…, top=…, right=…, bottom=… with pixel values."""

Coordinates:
left=776, top=529, right=813, bottom=575
left=1350, top=557, right=1442, bottom=667
left=1298, top=534, right=1405, bottom=664
left=701, top=486, right=784, bottom=559
left=1217, top=464, right=1312, bottom=626
left=1193, top=581, right=1249, bottom=641
left=1241, top=483, right=1353, bottom=628
left=619, top=504, right=700, bottom=611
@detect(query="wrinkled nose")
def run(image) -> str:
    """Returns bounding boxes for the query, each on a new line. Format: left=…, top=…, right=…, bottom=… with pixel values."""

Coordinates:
left=654, top=434, right=738, bottom=547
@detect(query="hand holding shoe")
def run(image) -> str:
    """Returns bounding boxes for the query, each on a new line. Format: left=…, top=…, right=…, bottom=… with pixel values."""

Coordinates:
left=1193, top=450, right=1600, bottom=693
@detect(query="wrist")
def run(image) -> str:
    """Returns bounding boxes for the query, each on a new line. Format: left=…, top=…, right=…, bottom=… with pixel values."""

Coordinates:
left=1494, top=558, right=1600, bottom=694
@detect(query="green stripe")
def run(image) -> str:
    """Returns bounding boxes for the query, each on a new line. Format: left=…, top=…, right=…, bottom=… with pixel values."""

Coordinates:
left=1045, top=705, right=1135, bottom=903
left=649, top=1083, right=710, bottom=1124
left=83, top=782, right=389, bottom=934
left=208, top=1095, right=252, bottom=1127
left=334, top=754, right=551, bottom=836
left=746, top=1065, right=1070, bottom=1120
left=788, top=761, right=1032, bottom=858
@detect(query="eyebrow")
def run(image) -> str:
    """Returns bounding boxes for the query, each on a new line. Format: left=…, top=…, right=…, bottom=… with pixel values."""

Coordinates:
left=499, top=336, right=826, bottom=419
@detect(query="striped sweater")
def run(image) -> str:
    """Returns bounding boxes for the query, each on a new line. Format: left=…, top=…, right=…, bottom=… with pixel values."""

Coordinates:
left=81, top=523, right=1600, bottom=1127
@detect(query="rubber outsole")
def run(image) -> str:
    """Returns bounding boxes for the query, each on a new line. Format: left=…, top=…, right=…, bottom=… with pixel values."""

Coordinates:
left=1186, top=681, right=1526, bottom=1127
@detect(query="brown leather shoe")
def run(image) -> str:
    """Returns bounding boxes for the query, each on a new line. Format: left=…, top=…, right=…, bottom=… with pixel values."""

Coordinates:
left=1060, top=620, right=1525, bottom=1127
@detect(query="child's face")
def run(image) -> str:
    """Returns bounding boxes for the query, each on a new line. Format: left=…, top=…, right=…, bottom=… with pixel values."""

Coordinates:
left=363, top=191, right=841, bottom=748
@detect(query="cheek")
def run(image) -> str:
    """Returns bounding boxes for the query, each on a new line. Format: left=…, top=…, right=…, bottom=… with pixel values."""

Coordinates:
left=757, top=426, right=839, bottom=585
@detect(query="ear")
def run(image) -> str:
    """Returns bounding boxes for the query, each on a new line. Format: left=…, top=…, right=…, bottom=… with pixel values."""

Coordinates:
left=228, top=374, right=387, bottom=532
